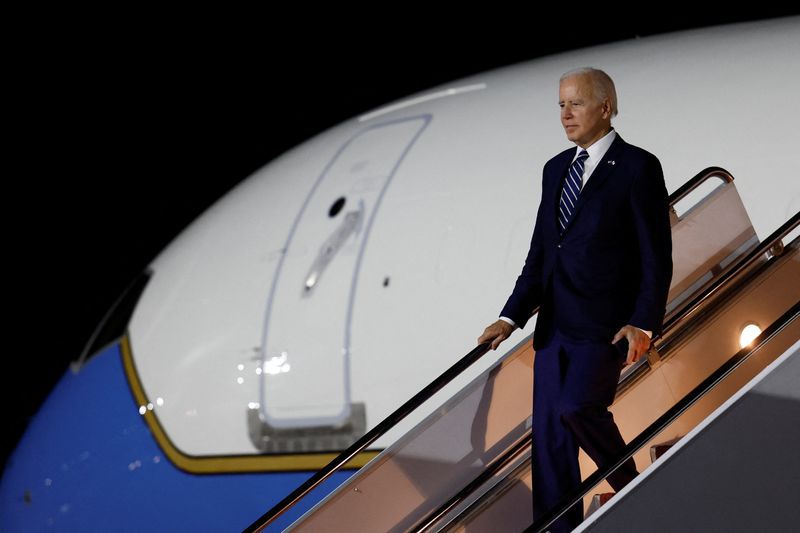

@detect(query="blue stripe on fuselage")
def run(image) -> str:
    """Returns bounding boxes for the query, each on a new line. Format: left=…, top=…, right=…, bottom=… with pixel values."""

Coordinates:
left=0, top=342, right=355, bottom=532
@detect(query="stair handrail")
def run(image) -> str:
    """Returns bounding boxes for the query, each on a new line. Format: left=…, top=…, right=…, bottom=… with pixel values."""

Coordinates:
left=657, top=210, right=799, bottom=351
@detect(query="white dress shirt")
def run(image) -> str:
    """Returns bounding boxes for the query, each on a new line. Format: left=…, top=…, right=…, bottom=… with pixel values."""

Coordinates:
left=500, top=129, right=652, bottom=338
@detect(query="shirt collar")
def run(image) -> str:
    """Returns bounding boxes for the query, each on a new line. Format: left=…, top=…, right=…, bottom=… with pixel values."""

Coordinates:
left=573, top=128, right=616, bottom=163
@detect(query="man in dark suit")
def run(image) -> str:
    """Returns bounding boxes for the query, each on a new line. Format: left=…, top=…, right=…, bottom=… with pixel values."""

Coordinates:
left=478, top=67, right=672, bottom=532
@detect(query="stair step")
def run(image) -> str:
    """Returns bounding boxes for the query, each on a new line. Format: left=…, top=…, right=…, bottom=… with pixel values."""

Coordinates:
left=649, top=436, right=683, bottom=463
left=585, top=492, right=615, bottom=518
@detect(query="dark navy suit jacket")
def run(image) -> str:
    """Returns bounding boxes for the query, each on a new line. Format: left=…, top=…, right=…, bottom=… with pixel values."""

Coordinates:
left=500, top=133, right=673, bottom=349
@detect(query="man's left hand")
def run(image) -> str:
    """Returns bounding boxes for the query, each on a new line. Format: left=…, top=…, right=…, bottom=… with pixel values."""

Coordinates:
left=612, top=325, right=651, bottom=366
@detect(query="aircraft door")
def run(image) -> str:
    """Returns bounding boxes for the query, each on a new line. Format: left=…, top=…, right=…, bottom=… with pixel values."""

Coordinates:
left=258, top=115, right=430, bottom=431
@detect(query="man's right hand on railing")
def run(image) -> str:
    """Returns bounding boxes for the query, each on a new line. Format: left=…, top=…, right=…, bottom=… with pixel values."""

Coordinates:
left=478, top=319, right=516, bottom=350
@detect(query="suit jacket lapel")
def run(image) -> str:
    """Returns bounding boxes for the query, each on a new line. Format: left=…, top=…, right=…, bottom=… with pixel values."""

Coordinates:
left=562, top=134, right=626, bottom=234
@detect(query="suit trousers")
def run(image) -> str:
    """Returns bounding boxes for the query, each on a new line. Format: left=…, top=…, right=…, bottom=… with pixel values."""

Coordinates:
left=531, top=330, right=639, bottom=532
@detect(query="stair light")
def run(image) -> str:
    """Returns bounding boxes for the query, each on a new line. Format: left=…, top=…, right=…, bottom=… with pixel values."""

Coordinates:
left=739, top=323, right=762, bottom=348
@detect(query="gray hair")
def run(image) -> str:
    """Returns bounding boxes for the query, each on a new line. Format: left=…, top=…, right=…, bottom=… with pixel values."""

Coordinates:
left=560, top=67, right=618, bottom=117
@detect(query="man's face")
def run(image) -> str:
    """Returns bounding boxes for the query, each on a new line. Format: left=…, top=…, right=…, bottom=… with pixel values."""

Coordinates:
left=559, top=75, right=612, bottom=148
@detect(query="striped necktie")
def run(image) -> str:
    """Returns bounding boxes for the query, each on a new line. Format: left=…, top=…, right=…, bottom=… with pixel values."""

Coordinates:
left=558, top=149, right=589, bottom=233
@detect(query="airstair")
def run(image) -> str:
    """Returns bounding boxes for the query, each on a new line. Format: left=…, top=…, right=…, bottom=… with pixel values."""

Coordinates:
left=245, top=168, right=800, bottom=532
